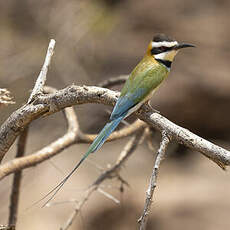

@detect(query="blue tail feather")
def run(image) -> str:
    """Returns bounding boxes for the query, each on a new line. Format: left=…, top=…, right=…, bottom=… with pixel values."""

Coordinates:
left=39, top=114, right=126, bottom=207
left=90, top=115, right=124, bottom=152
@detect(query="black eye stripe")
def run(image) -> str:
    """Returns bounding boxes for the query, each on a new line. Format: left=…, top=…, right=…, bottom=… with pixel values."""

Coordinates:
left=151, top=46, right=175, bottom=55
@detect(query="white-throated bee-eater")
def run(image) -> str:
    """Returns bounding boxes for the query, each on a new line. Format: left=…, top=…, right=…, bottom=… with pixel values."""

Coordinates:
left=41, top=33, right=195, bottom=205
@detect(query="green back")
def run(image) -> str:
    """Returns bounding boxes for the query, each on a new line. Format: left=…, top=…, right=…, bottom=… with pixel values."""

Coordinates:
left=120, top=55, right=169, bottom=104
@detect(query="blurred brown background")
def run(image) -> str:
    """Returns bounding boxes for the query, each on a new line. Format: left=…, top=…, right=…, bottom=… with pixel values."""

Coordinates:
left=1, top=0, right=230, bottom=229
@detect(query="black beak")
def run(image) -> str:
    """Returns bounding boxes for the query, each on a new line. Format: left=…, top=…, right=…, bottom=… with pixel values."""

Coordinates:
left=175, top=43, right=195, bottom=50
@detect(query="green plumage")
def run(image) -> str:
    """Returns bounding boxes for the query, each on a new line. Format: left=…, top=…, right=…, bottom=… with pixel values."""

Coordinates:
left=38, top=33, right=194, bottom=206
left=121, top=55, right=169, bottom=104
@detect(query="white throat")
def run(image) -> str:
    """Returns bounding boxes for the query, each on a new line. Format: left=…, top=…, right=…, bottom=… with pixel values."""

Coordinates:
left=154, top=52, right=169, bottom=61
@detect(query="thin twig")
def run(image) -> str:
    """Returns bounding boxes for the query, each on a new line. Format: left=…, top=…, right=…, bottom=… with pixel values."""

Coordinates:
left=79, top=119, right=145, bottom=144
left=60, top=130, right=145, bottom=230
left=93, top=129, right=145, bottom=186
left=60, top=186, right=96, bottom=230
left=97, top=75, right=129, bottom=88
left=27, top=39, right=55, bottom=104
left=0, top=106, right=79, bottom=180
left=138, top=131, right=170, bottom=230
left=97, top=188, right=120, bottom=204
left=8, top=126, right=29, bottom=227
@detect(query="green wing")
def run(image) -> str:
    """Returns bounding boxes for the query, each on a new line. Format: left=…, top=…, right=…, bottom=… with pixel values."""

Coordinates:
left=110, top=56, right=168, bottom=120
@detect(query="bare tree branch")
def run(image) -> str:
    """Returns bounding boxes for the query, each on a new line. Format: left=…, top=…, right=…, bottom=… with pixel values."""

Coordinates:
left=138, top=131, right=170, bottom=229
left=8, top=127, right=29, bottom=227
left=93, top=129, right=145, bottom=186
left=60, top=185, right=96, bottom=230
left=0, top=106, right=79, bottom=180
left=27, top=39, right=56, bottom=104
left=0, top=117, right=145, bottom=180
left=60, top=129, right=145, bottom=230
left=0, top=82, right=145, bottom=179
left=137, top=106, right=230, bottom=169
left=97, top=75, right=129, bottom=88
left=1, top=39, right=230, bottom=230
left=0, top=85, right=229, bottom=169
left=79, top=119, right=145, bottom=144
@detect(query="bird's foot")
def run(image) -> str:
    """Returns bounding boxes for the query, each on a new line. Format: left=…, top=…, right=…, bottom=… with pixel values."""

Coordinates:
left=152, top=108, right=160, bottom=114
left=145, top=101, right=160, bottom=114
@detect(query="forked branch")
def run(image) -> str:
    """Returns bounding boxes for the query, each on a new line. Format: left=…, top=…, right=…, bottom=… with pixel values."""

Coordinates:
left=60, top=129, right=145, bottom=230
left=0, top=85, right=229, bottom=168
left=0, top=39, right=230, bottom=230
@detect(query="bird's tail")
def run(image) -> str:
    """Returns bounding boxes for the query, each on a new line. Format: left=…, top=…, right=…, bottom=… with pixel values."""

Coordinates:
left=37, top=115, right=125, bottom=207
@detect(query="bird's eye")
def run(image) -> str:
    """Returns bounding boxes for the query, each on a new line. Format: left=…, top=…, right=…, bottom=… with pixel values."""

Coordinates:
left=159, top=46, right=166, bottom=52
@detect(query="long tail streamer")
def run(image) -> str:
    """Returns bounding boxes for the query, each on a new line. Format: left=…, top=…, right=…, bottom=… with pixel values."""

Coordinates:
left=33, top=115, right=125, bottom=208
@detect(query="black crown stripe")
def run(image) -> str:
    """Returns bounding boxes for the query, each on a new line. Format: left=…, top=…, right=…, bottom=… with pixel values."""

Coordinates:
left=153, top=33, right=175, bottom=42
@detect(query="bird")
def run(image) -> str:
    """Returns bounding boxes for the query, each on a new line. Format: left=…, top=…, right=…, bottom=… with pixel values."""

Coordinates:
left=40, top=33, right=195, bottom=206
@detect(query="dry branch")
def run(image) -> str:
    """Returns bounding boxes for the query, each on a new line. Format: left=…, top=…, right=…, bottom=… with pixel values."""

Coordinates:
left=27, top=39, right=55, bottom=103
left=0, top=106, right=79, bottom=180
left=1, top=39, right=230, bottom=230
left=97, top=75, right=129, bottom=88
left=0, top=85, right=229, bottom=169
left=138, top=131, right=170, bottom=230
left=60, top=129, right=145, bottom=230
left=0, top=114, right=145, bottom=180
left=8, top=127, right=28, bottom=227
left=137, top=106, right=230, bottom=169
